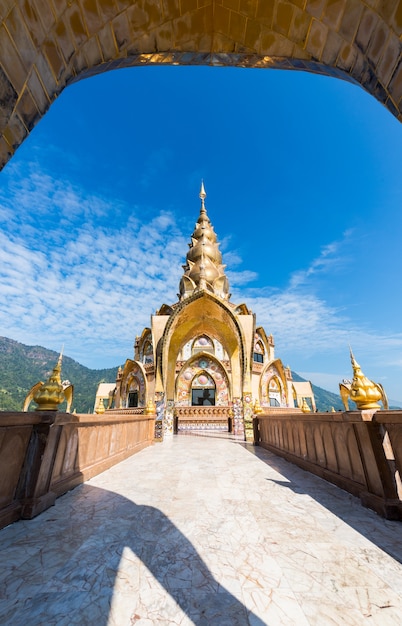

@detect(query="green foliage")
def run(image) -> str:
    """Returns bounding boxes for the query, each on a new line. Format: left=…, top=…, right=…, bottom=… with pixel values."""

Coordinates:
left=0, top=337, right=120, bottom=413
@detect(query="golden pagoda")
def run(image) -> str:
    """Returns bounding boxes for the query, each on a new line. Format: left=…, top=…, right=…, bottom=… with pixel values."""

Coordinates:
left=96, top=184, right=315, bottom=436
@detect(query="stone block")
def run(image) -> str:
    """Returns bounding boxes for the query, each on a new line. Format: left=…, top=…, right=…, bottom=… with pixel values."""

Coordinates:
left=274, top=1, right=294, bottom=37
left=322, top=0, right=347, bottom=31
left=81, top=0, right=104, bottom=36
left=290, top=7, right=312, bottom=47
left=43, top=36, right=66, bottom=81
left=305, top=17, right=328, bottom=59
left=55, top=17, right=76, bottom=64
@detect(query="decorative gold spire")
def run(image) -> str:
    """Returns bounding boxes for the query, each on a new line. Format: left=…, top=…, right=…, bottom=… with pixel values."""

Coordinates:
left=339, top=348, right=388, bottom=410
left=199, top=180, right=206, bottom=209
left=95, top=396, right=105, bottom=414
left=301, top=398, right=311, bottom=413
left=349, top=348, right=382, bottom=409
left=33, top=351, right=66, bottom=411
left=179, top=184, right=231, bottom=300
left=144, top=399, right=156, bottom=414
left=253, top=398, right=263, bottom=414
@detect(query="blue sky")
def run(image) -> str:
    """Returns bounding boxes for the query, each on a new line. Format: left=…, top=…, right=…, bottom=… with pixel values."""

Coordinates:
left=0, top=65, right=401, bottom=401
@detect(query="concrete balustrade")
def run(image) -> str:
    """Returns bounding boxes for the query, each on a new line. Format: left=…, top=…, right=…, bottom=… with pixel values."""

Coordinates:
left=0, top=409, right=155, bottom=530
left=254, top=410, right=402, bottom=520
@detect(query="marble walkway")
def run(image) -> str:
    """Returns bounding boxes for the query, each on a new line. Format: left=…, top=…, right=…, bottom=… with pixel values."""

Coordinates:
left=1, top=435, right=402, bottom=626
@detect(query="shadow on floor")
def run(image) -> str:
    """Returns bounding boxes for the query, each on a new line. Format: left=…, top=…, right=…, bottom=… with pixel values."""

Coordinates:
left=0, top=484, right=265, bottom=626
left=241, top=440, right=402, bottom=565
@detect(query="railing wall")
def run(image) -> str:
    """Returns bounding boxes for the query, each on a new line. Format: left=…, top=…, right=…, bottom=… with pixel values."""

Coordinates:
left=254, top=410, right=402, bottom=520
left=0, top=410, right=155, bottom=530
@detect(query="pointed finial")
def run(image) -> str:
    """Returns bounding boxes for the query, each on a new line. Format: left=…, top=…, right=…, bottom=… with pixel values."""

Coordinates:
left=58, top=345, right=64, bottom=366
left=349, top=345, right=361, bottom=372
left=199, top=180, right=206, bottom=210
left=346, top=348, right=383, bottom=409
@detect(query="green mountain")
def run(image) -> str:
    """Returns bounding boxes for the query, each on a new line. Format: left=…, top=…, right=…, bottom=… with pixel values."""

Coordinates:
left=291, top=371, right=346, bottom=412
left=0, top=337, right=119, bottom=413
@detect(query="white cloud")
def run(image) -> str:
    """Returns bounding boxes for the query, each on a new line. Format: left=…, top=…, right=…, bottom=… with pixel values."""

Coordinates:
left=288, top=232, right=352, bottom=290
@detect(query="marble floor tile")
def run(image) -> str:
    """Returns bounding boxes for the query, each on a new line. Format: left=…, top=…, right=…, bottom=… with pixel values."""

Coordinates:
left=1, top=435, right=402, bottom=625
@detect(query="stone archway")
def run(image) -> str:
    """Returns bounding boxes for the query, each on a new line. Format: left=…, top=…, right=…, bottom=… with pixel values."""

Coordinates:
left=0, top=1, right=401, bottom=169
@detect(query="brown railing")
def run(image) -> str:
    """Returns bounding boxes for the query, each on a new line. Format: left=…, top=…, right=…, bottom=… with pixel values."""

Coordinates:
left=0, top=410, right=155, bottom=530
left=254, top=410, right=402, bottom=520
left=175, top=406, right=231, bottom=432
left=175, top=406, right=230, bottom=420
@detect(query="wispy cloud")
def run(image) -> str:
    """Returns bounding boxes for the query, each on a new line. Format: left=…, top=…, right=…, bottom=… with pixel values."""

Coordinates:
left=288, top=230, right=352, bottom=290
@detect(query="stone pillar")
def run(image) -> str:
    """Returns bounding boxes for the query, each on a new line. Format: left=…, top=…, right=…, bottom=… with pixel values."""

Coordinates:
left=232, top=397, right=245, bottom=437
left=154, top=392, right=165, bottom=441
left=164, top=399, right=175, bottom=439
left=243, top=394, right=254, bottom=441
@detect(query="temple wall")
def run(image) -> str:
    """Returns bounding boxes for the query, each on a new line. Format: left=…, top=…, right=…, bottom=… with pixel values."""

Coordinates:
left=254, top=410, right=402, bottom=520
left=0, top=410, right=155, bottom=530
left=251, top=372, right=260, bottom=401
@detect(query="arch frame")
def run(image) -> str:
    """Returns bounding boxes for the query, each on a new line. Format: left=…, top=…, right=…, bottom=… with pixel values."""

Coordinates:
left=0, top=1, right=401, bottom=168
left=259, top=358, right=290, bottom=407
left=175, top=351, right=231, bottom=407
left=158, top=290, right=248, bottom=400
left=119, top=358, right=148, bottom=408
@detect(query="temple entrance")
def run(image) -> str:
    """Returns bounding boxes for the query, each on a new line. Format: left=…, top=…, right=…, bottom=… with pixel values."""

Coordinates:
left=191, top=372, right=216, bottom=406
left=128, top=391, right=138, bottom=408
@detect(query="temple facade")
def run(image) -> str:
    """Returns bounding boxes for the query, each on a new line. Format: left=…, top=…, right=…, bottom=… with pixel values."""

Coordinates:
left=97, top=185, right=315, bottom=435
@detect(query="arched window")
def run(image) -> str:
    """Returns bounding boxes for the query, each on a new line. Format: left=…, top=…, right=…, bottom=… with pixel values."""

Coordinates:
left=126, top=377, right=140, bottom=407
left=253, top=340, right=265, bottom=363
left=268, top=377, right=281, bottom=407
left=143, top=341, right=153, bottom=364
left=192, top=335, right=214, bottom=355
left=191, top=371, right=216, bottom=406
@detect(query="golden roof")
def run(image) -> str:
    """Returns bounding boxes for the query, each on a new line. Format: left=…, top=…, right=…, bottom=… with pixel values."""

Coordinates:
left=179, top=184, right=230, bottom=300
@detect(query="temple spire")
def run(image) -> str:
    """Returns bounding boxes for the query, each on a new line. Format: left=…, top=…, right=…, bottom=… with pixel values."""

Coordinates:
left=179, top=185, right=230, bottom=301
left=199, top=180, right=206, bottom=211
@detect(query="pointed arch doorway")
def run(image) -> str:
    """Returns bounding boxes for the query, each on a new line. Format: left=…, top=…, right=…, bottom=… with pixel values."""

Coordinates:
left=174, top=354, right=233, bottom=434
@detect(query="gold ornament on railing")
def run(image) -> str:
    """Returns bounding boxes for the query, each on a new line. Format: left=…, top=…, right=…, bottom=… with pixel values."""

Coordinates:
left=95, top=396, right=106, bottom=414
left=339, top=348, right=388, bottom=410
left=301, top=398, right=311, bottom=413
left=33, top=352, right=65, bottom=411
left=144, top=399, right=156, bottom=414
left=253, top=398, right=263, bottom=414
